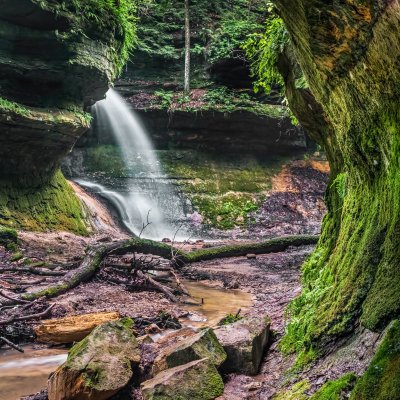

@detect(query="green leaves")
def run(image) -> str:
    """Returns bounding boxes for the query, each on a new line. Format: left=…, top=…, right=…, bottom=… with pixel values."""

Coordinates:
left=242, top=16, right=289, bottom=95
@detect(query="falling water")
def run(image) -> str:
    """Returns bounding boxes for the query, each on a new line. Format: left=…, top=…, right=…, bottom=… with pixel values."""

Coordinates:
left=77, top=89, right=190, bottom=240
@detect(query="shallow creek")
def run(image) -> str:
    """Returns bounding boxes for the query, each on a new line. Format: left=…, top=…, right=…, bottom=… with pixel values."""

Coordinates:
left=0, top=282, right=252, bottom=399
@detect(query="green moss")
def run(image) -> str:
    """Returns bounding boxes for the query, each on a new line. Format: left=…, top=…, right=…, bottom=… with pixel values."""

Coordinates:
left=0, top=170, right=88, bottom=235
left=273, top=380, right=310, bottom=400
left=151, top=88, right=286, bottom=117
left=311, top=374, right=356, bottom=400
left=35, top=0, right=137, bottom=76
left=350, top=320, right=400, bottom=400
left=218, top=313, right=243, bottom=326
left=273, top=374, right=356, bottom=400
left=160, top=150, right=286, bottom=229
left=10, top=251, right=23, bottom=262
left=0, top=97, right=30, bottom=117
left=0, top=225, right=18, bottom=250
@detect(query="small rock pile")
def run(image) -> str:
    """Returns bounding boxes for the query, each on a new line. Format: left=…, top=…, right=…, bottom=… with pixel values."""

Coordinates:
left=46, top=314, right=271, bottom=400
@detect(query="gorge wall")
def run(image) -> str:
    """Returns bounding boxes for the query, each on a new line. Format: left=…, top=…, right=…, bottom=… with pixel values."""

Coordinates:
left=271, top=1, right=400, bottom=394
left=0, top=0, right=135, bottom=232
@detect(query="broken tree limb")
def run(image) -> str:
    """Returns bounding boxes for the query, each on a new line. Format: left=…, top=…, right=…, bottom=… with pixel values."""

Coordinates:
left=136, top=270, right=178, bottom=302
left=0, top=266, right=65, bottom=276
left=0, top=336, right=24, bottom=352
left=0, top=304, right=55, bottom=326
left=10, top=234, right=318, bottom=304
left=0, top=290, right=31, bottom=304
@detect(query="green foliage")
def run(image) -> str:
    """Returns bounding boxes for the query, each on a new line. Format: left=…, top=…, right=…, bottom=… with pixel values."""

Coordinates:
left=0, top=97, right=30, bottom=117
left=350, top=320, right=400, bottom=400
left=152, top=87, right=285, bottom=117
left=218, top=313, right=243, bottom=326
left=243, top=16, right=289, bottom=94
left=35, top=0, right=137, bottom=75
left=134, top=0, right=268, bottom=66
left=206, top=0, right=270, bottom=64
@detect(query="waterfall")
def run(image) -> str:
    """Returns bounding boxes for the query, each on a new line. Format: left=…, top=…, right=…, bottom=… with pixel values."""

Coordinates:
left=77, top=89, right=189, bottom=240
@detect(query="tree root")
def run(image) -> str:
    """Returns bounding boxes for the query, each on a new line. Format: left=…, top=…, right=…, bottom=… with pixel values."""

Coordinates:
left=2, top=234, right=317, bottom=304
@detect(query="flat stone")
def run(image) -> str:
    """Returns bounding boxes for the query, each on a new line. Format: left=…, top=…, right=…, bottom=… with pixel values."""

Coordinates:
left=141, top=358, right=224, bottom=400
left=48, top=318, right=140, bottom=400
left=214, top=315, right=270, bottom=375
left=152, top=328, right=227, bottom=375
left=35, top=312, right=120, bottom=344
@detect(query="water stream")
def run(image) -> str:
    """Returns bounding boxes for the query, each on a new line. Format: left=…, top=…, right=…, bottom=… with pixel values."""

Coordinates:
left=0, top=346, right=67, bottom=400
left=0, top=283, right=251, bottom=399
left=78, top=89, right=190, bottom=240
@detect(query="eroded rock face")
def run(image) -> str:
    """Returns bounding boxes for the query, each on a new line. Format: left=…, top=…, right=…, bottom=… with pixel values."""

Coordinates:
left=48, top=319, right=140, bottom=400
left=152, top=328, right=227, bottom=375
left=0, top=0, right=133, bottom=180
left=141, top=358, right=224, bottom=400
left=215, top=316, right=270, bottom=375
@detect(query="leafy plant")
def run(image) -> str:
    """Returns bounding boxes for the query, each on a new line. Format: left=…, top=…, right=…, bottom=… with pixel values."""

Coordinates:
left=243, top=16, right=289, bottom=95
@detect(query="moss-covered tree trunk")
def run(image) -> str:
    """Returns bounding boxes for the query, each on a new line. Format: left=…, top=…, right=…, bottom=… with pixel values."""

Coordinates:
left=273, top=1, right=400, bottom=353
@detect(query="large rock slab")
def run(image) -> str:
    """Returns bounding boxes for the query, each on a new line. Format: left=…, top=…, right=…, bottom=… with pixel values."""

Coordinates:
left=48, top=318, right=139, bottom=400
left=141, top=358, right=224, bottom=400
left=35, top=312, right=120, bottom=344
left=152, top=328, right=227, bottom=375
left=214, top=315, right=270, bottom=375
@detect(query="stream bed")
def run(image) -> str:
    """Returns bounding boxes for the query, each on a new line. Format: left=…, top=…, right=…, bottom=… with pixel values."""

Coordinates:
left=0, top=346, right=67, bottom=400
left=0, top=282, right=252, bottom=399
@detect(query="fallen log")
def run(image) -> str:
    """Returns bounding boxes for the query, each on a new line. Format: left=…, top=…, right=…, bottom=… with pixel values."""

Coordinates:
left=8, top=234, right=317, bottom=304
left=35, top=312, right=120, bottom=344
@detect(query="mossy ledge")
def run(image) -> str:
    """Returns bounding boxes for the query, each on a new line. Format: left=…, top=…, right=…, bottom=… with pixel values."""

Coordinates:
left=0, top=170, right=87, bottom=235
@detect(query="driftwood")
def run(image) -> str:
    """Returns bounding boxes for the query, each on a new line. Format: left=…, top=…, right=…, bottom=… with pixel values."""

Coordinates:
left=0, top=234, right=318, bottom=305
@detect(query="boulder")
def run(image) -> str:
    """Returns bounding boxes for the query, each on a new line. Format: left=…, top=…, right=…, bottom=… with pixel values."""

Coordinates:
left=152, top=328, right=226, bottom=375
left=35, top=312, right=120, bottom=344
left=214, top=315, right=270, bottom=375
left=141, top=358, right=224, bottom=400
left=48, top=318, right=140, bottom=400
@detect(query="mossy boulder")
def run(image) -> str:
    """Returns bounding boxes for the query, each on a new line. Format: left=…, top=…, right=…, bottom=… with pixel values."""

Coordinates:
left=152, top=328, right=227, bottom=375
left=214, top=315, right=271, bottom=375
left=141, top=358, right=224, bottom=400
left=48, top=318, right=139, bottom=400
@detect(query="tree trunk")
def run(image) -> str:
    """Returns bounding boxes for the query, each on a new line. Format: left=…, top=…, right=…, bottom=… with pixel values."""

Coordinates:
left=3, top=235, right=317, bottom=304
left=184, top=0, right=190, bottom=94
left=273, top=0, right=400, bottom=353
